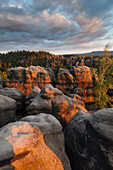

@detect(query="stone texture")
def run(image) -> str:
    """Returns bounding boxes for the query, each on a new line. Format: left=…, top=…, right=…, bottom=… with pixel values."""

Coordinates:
left=71, top=66, right=94, bottom=103
left=0, top=77, right=3, bottom=87
left=73, top=87, right=84, bottom=96
left=25, top=86, right=41, bottom=107
left=21, top=113, right=71, bottom=170
left=0, top=87, right=25, bottom=113
left=68, top=94, right=85, bottom=107
left=56, top=68, right=74, bottom=94
left=6, top=66, right=54, bottom=96
left=0, top=95, right=17, bottom=128
left=64, top=108, right=113, bottom=170
left=0, top=121, right=64, bottom=170
left=28, top=85, right=88, bottom=127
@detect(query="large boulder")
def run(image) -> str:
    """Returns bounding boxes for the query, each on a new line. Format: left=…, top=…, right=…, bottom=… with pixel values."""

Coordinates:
left=28, top=85, right=88, bottom=127
left=6, top=66, right=54, bottom=96
left=0, top=95, right=17, bottom=128
left=0, top=121, right=64, bottom=170
left=71, top=66, right=94, bottom=103
left=21, top=113, right=71, bottom=170
left=64, top=108, right=113, bottom=170
left=0, top=87, right=25, bottom=113
left=56, top=68, right=74, bottom=94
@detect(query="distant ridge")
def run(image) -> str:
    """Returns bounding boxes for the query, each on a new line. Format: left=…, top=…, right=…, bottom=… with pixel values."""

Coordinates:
left=75, top=51, right=113, bottom=56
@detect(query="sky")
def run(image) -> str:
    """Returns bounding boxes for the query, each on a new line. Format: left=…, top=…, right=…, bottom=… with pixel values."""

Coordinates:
left=0, top=0, right=113, bottom=54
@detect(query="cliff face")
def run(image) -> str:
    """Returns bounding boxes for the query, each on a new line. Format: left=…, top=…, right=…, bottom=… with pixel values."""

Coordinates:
left=6, top=65, right=93, bottom=103
left=6, top=66, right=54, bottom=96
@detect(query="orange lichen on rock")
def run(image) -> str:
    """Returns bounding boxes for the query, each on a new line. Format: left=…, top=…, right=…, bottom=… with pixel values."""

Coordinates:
left=6, top=122, right=64, bottom=170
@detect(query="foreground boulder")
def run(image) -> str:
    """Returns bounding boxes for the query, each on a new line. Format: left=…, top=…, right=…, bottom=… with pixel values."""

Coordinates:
left=64, top=108, right=113, bottom=170
left=0, top=87, right=25, bottom=113
left=6, top=66, right=54, bottom=96
left=21, top=113, right=71, bottom=170
left=28, top=85, right=88, bottom=127
left=0, top=121, right=64, bottom=170
left=0, top=95, right=17, bottom=128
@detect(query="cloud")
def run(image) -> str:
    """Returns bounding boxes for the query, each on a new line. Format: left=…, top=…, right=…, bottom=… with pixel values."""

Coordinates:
left=0, top=0, right=113, bottom=53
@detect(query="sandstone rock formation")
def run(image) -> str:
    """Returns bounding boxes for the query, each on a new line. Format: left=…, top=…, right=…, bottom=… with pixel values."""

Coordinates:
left=0, top=95, right=17, bottom=128
left=71, top=66, right=94, bottom=103
left=28, top=85, right=88, bottom=126
left=56, top=68, right=74, bottom=94
left=0, top=87, right=25, bottom=113
left=21, top=113, right=71, bottom=170
left=6, top=66, right=54, bottom=96
left=68, top=94, right=85, bottom=107
left=0, top=121, right=64, bottom=170
left=64, top=108, right=113, bottom=170
left=25, top=86, right=41, bottom=107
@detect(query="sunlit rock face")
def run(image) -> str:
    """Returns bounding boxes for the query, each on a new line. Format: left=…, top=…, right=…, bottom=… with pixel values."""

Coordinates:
left=0, top=87, right=25, bottom=113
left=21, top=113, right=71, bottom=170
left=6, top=66, right=54, bottom=96
left=56, top=68, right=74, bottom=95
left=71, top=66, right=94, bottom=103
left=64, top=108, right=113, bottom=170
left=28, top=85, right=88, bottom=127
left=0, top=95, right=17, bottom=128
left=0, top=121, right=64, bottom=170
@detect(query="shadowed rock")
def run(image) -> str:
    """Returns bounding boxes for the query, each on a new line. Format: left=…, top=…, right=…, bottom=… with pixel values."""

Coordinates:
left=64, top=108, right=113, bottom=170
left=0, top=87, right=25, bottom=113
left=0, top=95, right=17, bottom=128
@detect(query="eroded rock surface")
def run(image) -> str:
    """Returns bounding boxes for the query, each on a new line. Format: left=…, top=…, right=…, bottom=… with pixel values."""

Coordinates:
left=6, top=66, right=54, bottom=96
left=0, top=95, right=17, bottom=128
left=64, top=108, right=113, bottom=170
left=28, top=85, right=88, bottom=126
left=25, top=86, right=41, bottom=107
left=21, top=113, right=71, bottom=170
left=0, top=87, right=25, bottom=113
left=0, top=121, right=64, bottom=170
left=71, top=66, right=94, bottom=103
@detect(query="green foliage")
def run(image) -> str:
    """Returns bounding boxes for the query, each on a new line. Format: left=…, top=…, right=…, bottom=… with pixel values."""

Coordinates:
left=93, top=44, right=113, bottom=109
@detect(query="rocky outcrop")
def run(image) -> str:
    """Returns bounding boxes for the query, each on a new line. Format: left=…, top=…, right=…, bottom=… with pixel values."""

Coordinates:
left=21, top=113, right=71, bottom=170
left=71, top=66, right=94, bottom=103
left=64, top=108, right=113, bottom=170
left=0, top=95, right=17, bottom=128
left=0, top=87, right=25, bottom=113
left=28, top=85, right=88, bottom=127
left=68, top=94, right=85, bottom=107
left=25, top=86, right=41, bottom=107
left=6, top=66, right=54, bottom=96
left=0, top=121, right=64, bottom=170
left=56, top=69, right=74, bottom=94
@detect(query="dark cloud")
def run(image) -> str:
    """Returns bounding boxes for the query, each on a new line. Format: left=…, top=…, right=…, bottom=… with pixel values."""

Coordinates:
left=0, top=0, right=113, bottom=53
